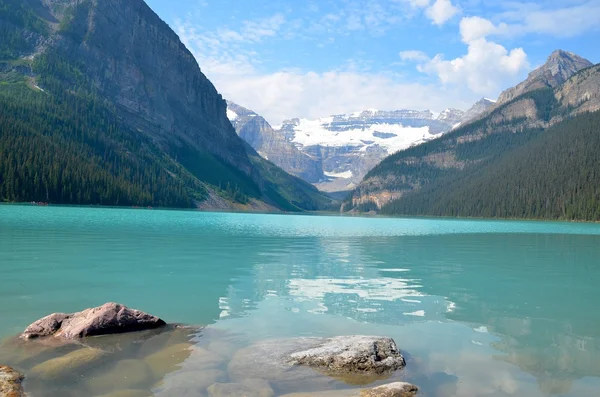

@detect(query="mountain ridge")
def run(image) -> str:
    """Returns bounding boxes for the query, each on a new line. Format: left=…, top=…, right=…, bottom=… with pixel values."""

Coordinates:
left=0, top=0, right=333, bottom=211
left=227, top=102, right=492, bottom=193
left=347, top=50, right=600, bottom=220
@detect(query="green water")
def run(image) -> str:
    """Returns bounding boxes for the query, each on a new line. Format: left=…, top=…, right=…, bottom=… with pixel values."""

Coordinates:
left=1, top=205, right=600, bottom=396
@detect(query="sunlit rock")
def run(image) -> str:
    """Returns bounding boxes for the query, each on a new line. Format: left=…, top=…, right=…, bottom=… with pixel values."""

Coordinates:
left=21, top=303, right=166, bottom=340
left=0, top=365, right=24, bottom=397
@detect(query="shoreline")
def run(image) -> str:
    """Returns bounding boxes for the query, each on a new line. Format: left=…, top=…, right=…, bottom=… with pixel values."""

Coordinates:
left=2, top=201, right=600, bottom=225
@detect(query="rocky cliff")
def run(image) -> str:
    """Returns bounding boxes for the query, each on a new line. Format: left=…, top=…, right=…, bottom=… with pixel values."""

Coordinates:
left=227, top=101, right=324, bottom=183
left=0, top=0, right=332, bottom=211
left=496, top=50, right=592, bottom=106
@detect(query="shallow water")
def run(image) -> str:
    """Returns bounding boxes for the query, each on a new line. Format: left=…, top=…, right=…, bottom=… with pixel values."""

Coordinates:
left=1, top=205, right=600, bottom=396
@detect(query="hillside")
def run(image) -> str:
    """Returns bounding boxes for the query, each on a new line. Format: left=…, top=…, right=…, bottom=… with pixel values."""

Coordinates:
left=381, top=110, right=600, bottom=220
left=0, top=0, right=332, bottom=211
left=348, top=55, right=600, bottom=219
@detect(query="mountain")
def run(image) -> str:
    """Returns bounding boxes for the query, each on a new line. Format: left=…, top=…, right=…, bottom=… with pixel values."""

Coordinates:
left=226, top=101, right=324, bottom=183
left=457, top=98, right=496, bottom=126
left=0, top=0, right=332, bottom=211
left=228, top=105, right=464, bottom=193
left=348, top=52, right=600, bottom=220
left=381, top=110, right=600, bottom=220
left=437, top=108, right=465, bottom=127
left=496, top=50, right=593, bottom=106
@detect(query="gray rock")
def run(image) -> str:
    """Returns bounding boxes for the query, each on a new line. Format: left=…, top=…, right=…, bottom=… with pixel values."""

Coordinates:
left=0, top=365, right=24, bottom=397
left=289, top=336, right=406, bottom=375
left=20, top=303, right=166, bottom=339
left=228, top=336, right=405, bottom=386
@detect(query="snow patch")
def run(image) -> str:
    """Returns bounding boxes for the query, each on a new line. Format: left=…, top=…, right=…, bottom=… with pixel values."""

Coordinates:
left=484, top=98, right=497, bottom=103
left=290, top=117, right=435, bottom=154
left=226, top=108, right=238, bottom=121
left=324, top=170, right=354, bottom=179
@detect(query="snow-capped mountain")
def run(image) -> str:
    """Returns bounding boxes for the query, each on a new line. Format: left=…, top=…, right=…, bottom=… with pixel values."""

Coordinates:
left=227, top=103, right=465, bottom=192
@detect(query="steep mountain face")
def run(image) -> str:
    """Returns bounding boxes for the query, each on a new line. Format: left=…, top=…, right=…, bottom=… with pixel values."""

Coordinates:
left=458, top=98, right=496, bottom=126
left=227, top=102, right=324, bottom=183
left=437, top=108, right=465, bottom=127
left=348, top=56, right=600, bottom=220
left=0, top=0, right=332, bottom=211
left=229, top=106, right=463, bottom=193
left=496, top=50, right=593, bottom=106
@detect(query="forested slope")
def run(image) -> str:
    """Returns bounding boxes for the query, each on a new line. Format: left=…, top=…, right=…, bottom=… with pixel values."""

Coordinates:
left=381, top=111, right=600, bottom=220
left=0, top=0, right=332, bottom=211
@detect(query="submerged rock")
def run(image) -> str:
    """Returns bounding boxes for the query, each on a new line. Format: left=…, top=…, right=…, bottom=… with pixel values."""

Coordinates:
left=229, top=336, right=405, bottom=385
left=30, top=347, right=106, bottom=380
left=207, top=378, right=274, bottom=397
left=86, top=359, right=153, bottom=393
left=95, top=390, right=153, bottom=397
left=21, top=303, right=166, bottom=340
left=143, top=343, right=195, bottom=378
left=0, top=365, right=24, bottom=397
left=154, top=368, right=226, bottom=393
left=228, top=336, right=405, bottom=390
left=279, top=382, right=419, bottom=397
left=361, top=382, right=419, bottom=397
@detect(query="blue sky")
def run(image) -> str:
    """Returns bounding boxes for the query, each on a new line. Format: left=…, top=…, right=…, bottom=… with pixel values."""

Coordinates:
left=145, top=0, right=600, bottom=124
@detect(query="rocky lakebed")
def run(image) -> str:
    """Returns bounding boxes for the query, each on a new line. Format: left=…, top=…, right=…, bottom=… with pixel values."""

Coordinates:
left=0, top=303, right=421, bottom=397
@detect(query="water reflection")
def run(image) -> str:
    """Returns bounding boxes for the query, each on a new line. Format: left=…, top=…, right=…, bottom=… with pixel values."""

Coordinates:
left=2, top=207, right=600, bottom=396
left=214, top=233, right=600, bottom=396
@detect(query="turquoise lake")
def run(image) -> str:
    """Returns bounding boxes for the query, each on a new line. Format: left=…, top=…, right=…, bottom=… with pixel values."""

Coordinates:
left=1, top=205, right=600, bottom=396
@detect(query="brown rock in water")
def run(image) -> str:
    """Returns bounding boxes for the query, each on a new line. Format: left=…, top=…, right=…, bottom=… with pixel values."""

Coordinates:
left=143, top=343, right=194, bottom=378
left=20, top=303, right=166, bottom=340
left=30, top=348, right=106, bottom=380
left=0, top=366, right=24, bottom=397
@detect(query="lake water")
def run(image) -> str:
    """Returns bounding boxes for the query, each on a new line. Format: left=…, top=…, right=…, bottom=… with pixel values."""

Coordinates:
left=1, top=205, right=600, bottom=396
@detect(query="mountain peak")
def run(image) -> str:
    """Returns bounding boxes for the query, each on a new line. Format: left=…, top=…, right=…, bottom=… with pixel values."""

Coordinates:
left=496, top=50, right=592, bottom=106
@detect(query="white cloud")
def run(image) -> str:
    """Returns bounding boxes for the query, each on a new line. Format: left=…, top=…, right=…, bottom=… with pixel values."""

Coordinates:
left=459, top=16, right=501, bottom=42
left=203, top=67, right=465, bottom=125
left=399, top=50, right=430, bottom=62
left=522, top=1, right=600, bottom=37
left=418, top=16, right=529, bottom=95
left=175, top=12, right=479, bottom=125
left=218, top=14, right=286, bottom=43
left=425, top=0, right=460, bottom=25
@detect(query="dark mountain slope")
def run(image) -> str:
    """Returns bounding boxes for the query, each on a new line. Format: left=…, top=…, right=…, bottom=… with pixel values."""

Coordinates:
left=381, top=110, right=600, bottom=221
left=0, top=0, right=332, bottom=210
